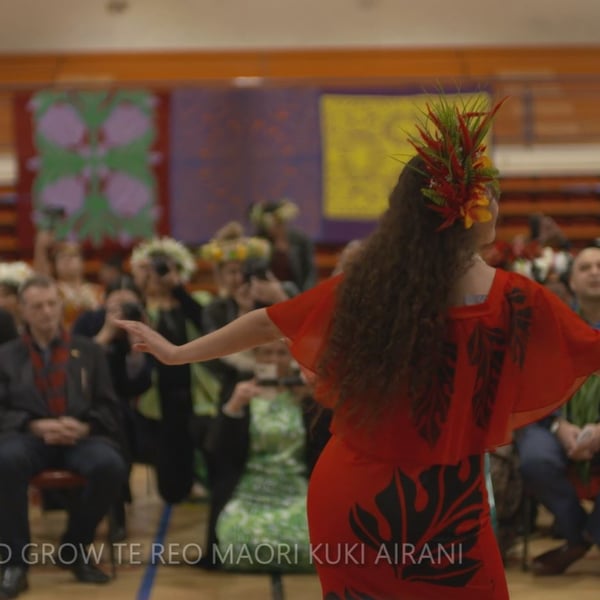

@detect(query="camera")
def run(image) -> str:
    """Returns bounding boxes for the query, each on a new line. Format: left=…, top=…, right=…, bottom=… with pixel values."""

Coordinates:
left=242, top=259, right=269, bottom=284
left=256, top=376, right=305, bottom=388
left=120, top=302, right=145, bottom=322
left=150, top=256, right=171, bottom=277
left=39, top=205, right=66, bottom=230
left=254, top=363, right=304, bottom=388
left=278, top=375, right=305, bottom=388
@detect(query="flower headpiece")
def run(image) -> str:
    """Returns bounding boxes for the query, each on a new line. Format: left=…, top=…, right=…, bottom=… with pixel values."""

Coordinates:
left=249, top=199, right=299, bottom=230
left=130, top=237, right=196, bottom=282
left=199, top=221, right=271, bottom=264
left=0, top=261, right=34, bottom=291
left=407, top=95, right=507, bottom=231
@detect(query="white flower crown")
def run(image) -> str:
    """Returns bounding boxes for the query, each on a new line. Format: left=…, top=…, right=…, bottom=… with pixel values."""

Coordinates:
left=249, top=199, right=299, bottom=229
left=130, top=237, right=197, bottom=282
left=0, top=261, right=34, bottom=289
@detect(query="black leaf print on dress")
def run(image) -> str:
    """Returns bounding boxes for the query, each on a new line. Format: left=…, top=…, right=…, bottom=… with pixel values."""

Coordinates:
left=413, top=342, right=457, bottom=446
left=325, top=591, right=377, bottom=600
left=506, top=288, right=532, bottom=369
left=349, top=455, right=483, bottom=587
left=467, top=324, right=506, bottom=430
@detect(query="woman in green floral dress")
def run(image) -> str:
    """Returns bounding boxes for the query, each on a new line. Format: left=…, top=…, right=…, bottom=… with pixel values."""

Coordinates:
left=203, top=340, right=331, bottom=571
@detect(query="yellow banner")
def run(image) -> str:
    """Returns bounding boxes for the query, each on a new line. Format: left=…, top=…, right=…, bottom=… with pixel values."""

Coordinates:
left=320, top=92, right=489, bottom=220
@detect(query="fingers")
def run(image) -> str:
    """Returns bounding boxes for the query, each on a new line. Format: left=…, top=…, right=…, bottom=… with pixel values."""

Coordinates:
left=115, top=319, right=146, bottom=334
left=132, top=342, right=149, bottom=353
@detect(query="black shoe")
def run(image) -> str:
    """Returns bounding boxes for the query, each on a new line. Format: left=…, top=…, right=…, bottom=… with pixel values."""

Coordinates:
left=0, top=565, right=29, bottom=599
left=531, top=541, right=592, bottom=576
left=193, top=555, right=221, bottom=571
left=110, top=525, right=127, bottom=543
left=70, top=559, right=110, bottom=585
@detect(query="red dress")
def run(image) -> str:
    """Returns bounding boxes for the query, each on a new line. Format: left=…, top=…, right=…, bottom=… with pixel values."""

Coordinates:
left=266, top=269, right=600, bottom=600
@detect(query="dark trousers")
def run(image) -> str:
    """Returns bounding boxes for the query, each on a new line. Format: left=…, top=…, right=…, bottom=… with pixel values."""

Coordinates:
left=156, top=386, right=195, bottom=504
left=0, top=433, right=127, bottom=567
left=515, top=423, right=600, bottom=545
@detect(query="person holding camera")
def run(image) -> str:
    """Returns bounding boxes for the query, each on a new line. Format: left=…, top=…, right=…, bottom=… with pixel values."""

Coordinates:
left=130, top=237, right=222, bottom=504
left=72, top=276, right=153, bottom=539
left=201, top=339, right=331, bottom=570
left=200, top=222, right=298, bottom=377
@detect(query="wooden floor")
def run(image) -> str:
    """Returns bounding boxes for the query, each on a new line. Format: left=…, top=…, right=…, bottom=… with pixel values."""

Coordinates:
left=21, top=466, right=600, bottom=599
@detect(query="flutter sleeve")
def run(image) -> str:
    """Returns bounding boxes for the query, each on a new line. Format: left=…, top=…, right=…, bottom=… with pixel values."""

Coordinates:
left=490, top=276, right=600, bottom=441
left=266, top=274, right=341, bottom=377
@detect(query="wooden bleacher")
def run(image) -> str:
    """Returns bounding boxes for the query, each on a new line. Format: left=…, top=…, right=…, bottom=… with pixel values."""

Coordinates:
left=495, top=175, right=600, bottom=245
left=0, top=192, right=17, bottom=256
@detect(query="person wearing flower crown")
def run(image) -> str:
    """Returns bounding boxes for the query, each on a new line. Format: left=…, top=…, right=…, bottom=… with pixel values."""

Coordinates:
left=249, top=199, right=317, bottom=291
left=0, top=261, right=34, bottom=333
left=129, top=236, right=221, bottom=504
left=200, top=221, right=298, bottom=328
left=200, top=221, right=300, bottom=377
left=117, top=95, right=600, bottom=599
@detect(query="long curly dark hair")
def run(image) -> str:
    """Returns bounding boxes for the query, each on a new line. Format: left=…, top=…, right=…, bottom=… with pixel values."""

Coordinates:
left=317, top=155, right=479, bottom=424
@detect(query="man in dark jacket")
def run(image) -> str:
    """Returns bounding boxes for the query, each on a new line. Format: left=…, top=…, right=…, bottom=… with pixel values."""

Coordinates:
left=0, top=275, right=127, bottom=598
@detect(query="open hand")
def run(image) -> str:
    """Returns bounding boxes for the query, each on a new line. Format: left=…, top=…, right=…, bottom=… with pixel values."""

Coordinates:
left=115, top=320, right=178, bottom=364
left=569, top=424, right=600, bottom=461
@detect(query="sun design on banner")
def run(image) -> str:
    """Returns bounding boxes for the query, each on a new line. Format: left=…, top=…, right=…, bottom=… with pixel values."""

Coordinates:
left=28, top=90, right=162, bottom=245
left=320, top=92, right=488, bottom=221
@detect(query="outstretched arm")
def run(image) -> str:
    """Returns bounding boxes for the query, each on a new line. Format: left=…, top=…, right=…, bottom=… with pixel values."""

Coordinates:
left=116, top=308, right=282, bottom=365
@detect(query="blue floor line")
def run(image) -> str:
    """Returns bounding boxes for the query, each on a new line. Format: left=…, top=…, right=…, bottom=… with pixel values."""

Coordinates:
left=136, top=503, right=173, bottom=600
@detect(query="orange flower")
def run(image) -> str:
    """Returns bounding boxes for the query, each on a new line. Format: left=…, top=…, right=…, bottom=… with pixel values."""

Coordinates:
left=460, top=192, right=492, bottom=229
left=473, top=155, right=493, bottom=170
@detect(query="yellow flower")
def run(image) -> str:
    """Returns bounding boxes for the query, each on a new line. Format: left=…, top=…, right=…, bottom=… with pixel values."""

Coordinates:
left=235, top=244, right=248, bottom=261
left=461, top=193, right=491, bottom=229
left=474, top=155, right=493, bottom=170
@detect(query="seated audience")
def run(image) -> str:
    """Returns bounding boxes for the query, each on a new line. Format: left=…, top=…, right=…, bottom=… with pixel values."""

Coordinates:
left=516, top=247, right=600, bottom=575
left=0, top=276, right=127, bottom=597
left=202, top=340, right=331, bottom=571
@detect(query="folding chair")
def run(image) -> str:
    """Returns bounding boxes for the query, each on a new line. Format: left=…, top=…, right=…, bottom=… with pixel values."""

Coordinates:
left=520, top=467, right=600, bottom=571
left=29, top=469, right=118, bottom=579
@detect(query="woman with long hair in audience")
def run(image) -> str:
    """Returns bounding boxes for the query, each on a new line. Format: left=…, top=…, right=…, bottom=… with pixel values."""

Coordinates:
left=33, top=232, right=103, bottom=327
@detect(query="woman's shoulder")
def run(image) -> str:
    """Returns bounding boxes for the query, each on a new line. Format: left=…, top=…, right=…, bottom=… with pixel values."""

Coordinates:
left=497, top=268, right=551, bottom=303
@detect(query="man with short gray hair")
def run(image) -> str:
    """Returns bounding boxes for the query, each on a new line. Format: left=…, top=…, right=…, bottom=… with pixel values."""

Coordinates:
left=0, top=276, right=126, bottom=598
